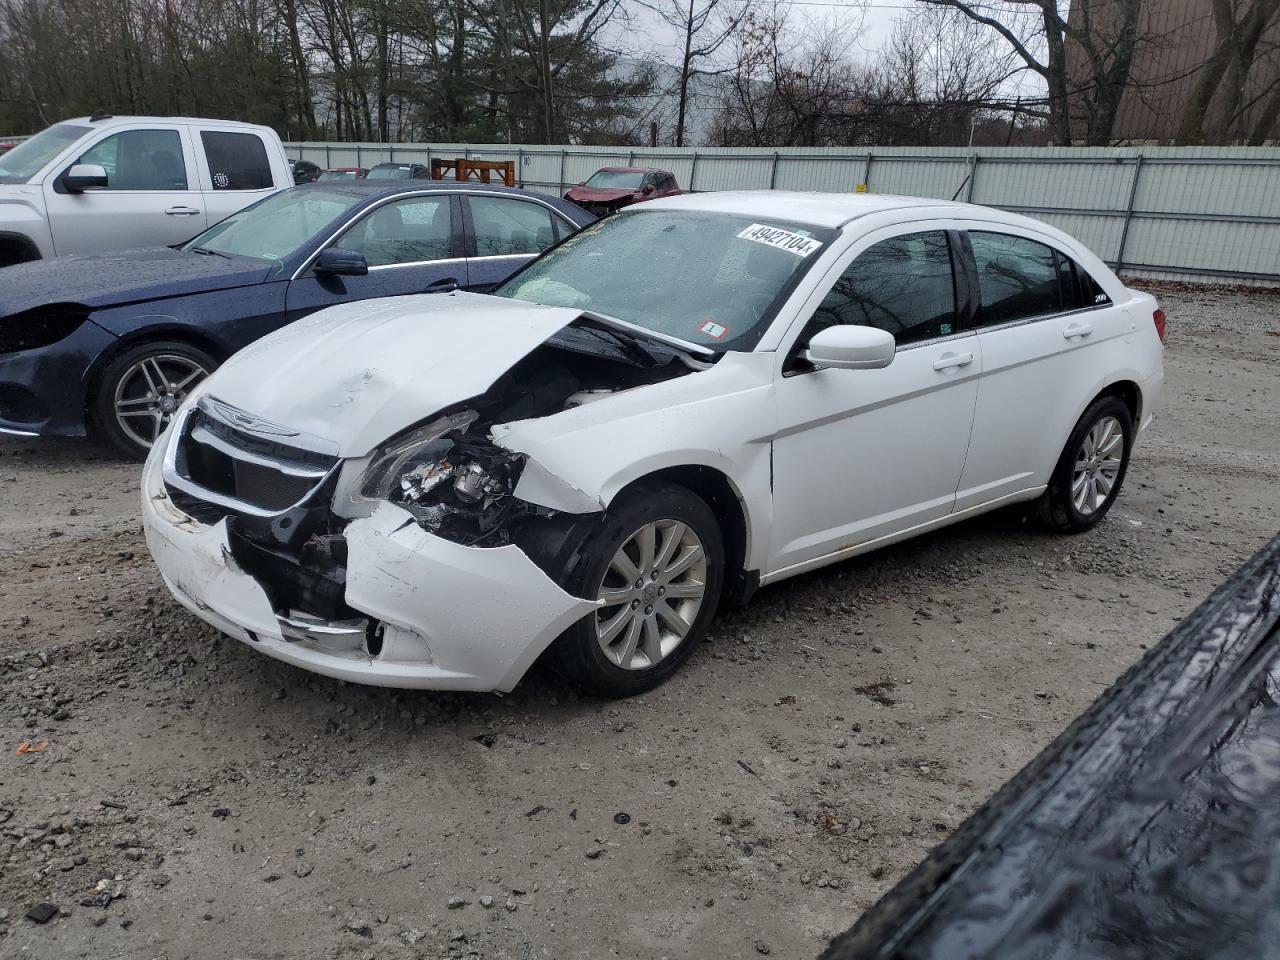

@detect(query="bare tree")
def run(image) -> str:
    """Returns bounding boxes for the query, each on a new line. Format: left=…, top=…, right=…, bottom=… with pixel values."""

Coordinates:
left=1179, top=0, right=1280, bottom=142
left=913, top=0, right=1143, bottom=145
left=639, top=0, right=751, bottom=145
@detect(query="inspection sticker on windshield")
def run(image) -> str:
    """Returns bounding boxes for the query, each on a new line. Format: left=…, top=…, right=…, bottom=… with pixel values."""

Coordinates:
left=698, top=320, right=730, bottom=340
left=736, top=223, right=822, bottom=257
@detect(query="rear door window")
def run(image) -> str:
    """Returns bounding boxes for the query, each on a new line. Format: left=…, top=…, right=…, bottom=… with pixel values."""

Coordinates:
left=469, top=196, right=560, bottom=256
left=968, top=231, right=1062, bottom=326
left=200, top=131, right=273, bottom=190
left=78, top=129, right=188, bottom=190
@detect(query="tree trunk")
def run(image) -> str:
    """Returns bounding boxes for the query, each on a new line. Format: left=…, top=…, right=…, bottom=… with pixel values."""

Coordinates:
left=1041, top=2, right=1072, bottom=144
left=675, top=0, right=695, bottom=146
left=538, top=0, right=556, bottom=140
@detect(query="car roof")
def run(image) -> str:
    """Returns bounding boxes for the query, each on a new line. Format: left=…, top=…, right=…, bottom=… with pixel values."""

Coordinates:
left=63, top=115, right=273, bottom=131
left=294, top=180, right=595, bottom=223
left=597, top=166, right=668, bottom=174
left=639, top=190, right=959, bottom=228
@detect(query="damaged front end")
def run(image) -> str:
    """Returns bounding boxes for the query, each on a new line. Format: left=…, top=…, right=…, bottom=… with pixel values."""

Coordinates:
left=144, top=322, right=700, bottom=691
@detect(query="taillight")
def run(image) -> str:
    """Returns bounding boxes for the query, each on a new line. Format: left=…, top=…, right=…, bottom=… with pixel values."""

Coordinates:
left=1152, top=308, right=1167, bottom=344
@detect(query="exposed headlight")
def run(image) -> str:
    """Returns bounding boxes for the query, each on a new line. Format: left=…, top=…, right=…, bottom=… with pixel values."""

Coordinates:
left=0, top=306, right=90, bottom=356
left=356, top=410, right=477, bottom=502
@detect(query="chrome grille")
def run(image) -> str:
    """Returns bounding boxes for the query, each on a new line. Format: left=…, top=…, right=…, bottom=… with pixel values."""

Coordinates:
left=162, top=398, right=339, bottom=518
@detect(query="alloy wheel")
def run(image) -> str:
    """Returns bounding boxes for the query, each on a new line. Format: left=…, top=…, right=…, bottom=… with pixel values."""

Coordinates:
left=113, top=354, right=209, bottom=449
left=594, top=519, right=707, bottom=670
left=1072, top=415, right=1124, bottom=516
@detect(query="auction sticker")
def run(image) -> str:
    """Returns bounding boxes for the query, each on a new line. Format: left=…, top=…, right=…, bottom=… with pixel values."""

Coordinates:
left=698, top=320, right=730, bottom=340
left=736, top=223, right=822, bottom=257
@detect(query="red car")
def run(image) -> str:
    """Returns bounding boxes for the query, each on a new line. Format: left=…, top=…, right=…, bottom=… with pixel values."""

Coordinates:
left=563, top=166, right=681, bottom=217
left=0, top=143, right=16, bottom=155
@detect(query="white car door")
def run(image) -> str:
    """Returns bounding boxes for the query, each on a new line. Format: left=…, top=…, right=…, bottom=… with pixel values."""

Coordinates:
left=768, top=227, right=981, bottom=575
left=193, top=129, right=282, bottom=229
left=42, top=125, right=205, bottom=255
left=953, top=228, right=1132, bottom=512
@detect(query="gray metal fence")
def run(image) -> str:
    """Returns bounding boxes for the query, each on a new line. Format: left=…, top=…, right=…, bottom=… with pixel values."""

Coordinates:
left=288, top=141, right=1280, bottom=285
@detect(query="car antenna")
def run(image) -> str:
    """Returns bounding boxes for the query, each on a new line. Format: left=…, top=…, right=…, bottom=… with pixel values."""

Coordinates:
left=89, top=112, right=113, bottom=122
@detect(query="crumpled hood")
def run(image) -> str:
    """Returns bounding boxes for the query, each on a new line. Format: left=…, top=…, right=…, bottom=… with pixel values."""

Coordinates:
left=0, top=248, right=273, bottom=318
left=201, top=292, right=580, bottom=458
left=564, top=186, right=638, bottom=204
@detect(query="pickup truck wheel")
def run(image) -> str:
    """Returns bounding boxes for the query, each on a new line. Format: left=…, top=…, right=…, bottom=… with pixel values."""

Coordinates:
left=0, top=237, right=39, bottom=268
left=1035, top=396, right=1133, bottom=533
left=556, top=482, right=724, bottom=698
left=94, top=341, right=216, bottom=460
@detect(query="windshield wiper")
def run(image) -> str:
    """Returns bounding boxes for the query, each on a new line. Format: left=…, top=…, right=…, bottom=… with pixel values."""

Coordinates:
left=189, top=247, right=231, bottom=259
left=577, top=310, right=716, bottom=360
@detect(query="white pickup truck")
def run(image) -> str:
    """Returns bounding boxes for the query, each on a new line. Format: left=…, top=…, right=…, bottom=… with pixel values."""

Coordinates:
left=0, top=115, right=293, bottom=267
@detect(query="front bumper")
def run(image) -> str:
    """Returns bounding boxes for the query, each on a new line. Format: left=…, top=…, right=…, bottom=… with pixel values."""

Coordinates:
left=141, top=448, right=598, bottom=692
left=0, top=320, right=117, bottom=437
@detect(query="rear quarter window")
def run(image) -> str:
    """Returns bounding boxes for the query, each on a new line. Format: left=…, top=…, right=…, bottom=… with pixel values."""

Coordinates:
left=201, top=131, right=273, bottom=190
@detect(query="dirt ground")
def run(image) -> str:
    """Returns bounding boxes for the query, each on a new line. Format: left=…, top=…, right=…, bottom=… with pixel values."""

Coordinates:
left=0, top=284, right=1276, bottom=960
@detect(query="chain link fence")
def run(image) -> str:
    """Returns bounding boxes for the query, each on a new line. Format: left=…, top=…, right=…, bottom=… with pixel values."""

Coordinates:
left=288, top=141, right=1280, bottom=285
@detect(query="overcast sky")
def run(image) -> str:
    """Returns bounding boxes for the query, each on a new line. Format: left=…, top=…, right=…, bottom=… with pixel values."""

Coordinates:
left=610, top=0, right=912, bottom=75
left=609, top=0, right=1046, bottom=105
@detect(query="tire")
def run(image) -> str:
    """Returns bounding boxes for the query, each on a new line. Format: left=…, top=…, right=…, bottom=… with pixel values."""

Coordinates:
left=555, top=482, right=725, bottom=698
left=1035, top=395, right=1133, bottom=533
left=93, top=340, right=217, bottom=460
left=0, top=237, right=40, bottom=269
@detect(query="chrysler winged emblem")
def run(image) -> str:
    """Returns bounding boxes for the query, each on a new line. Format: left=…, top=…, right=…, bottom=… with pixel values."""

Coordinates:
left=203, top=398, right=301, bottom=438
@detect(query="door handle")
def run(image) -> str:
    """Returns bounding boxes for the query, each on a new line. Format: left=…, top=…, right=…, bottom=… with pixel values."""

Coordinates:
left=164, top=206, right=201, bottom=216
left=932, top=352, right=974, bottom=372
left=1063, top=322, right=1094, bottom=340
left=425, top=278, right=459, bottom=293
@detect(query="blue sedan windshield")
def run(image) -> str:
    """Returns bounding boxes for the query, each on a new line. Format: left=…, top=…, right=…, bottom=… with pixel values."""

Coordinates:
left=185, top=188, right=360, bottom=262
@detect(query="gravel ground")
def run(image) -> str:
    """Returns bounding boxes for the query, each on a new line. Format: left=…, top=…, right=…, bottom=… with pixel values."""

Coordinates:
left=0, top=284, right=1276, bottom=959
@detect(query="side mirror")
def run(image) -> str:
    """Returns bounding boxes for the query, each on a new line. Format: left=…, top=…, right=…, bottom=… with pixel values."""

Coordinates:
left=315, top=247, right=369, bottom=277
left=63, top=163, right=108, bottom=192
left=804, top=325, right=895, bottom=370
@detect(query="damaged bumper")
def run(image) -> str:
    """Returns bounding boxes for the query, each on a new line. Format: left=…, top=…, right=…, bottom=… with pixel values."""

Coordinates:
left=141, top=447, right=597, bottom=692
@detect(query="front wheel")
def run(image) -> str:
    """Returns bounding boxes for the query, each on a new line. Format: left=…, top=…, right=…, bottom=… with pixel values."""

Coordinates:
left=555, top=482, right=724, bottom=698
left=1035, top=396, right=1133, bottom=533
left=93, top=340, right=216, bottom=460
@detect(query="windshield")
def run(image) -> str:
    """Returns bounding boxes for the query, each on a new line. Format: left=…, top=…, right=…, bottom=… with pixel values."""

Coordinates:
left=319, top=170, right=361, bottom=181
left=496, top=209, right=834, bottom=351
left=0, top=123, right=90, bottom=184
left=585, top=170, right=645, bottom=190
left=184, top=188, right=360, bottom=262
left=367, top=165, right=411, bottom=180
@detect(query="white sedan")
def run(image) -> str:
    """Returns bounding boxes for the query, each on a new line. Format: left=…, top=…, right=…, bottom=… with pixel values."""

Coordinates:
left=141, top=191, right=1165, bottom=697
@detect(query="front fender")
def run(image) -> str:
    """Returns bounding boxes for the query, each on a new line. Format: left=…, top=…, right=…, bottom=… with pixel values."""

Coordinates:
left=87, top=281, right=289, bottom=353
left=493, top=351, right=776, bottom=573
left=0, top=187, right=54, bottom=258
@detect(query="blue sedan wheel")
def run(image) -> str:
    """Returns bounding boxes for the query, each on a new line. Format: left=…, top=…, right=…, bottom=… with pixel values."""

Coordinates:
left=94, top=341, right=216, bottom=459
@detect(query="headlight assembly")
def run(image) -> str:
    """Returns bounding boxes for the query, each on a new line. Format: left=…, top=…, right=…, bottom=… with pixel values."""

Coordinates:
left=356, top=410, right=477, bottom=503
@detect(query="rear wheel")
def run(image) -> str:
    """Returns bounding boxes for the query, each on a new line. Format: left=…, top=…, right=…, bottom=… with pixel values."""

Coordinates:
left=93, top=340, right=216, bottom=459
left=555, top=482, right=724, bottom=697
left=1035, top=396, right=1133, bottom=533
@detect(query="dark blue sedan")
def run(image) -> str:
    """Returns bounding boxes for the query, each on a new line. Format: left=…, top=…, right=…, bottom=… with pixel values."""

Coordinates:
left=0, top=181, right=593, bottom=456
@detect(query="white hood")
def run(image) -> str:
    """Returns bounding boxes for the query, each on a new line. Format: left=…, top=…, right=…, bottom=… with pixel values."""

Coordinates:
left=202, top=292, right=579, bottom=457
